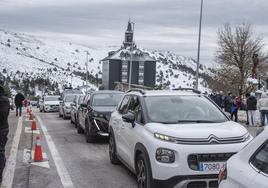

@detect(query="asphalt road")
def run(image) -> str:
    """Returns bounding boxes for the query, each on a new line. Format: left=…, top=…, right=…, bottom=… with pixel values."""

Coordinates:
left=2, top=109, right=137, bottom=188
left=36, top=111, right=137, bottom=188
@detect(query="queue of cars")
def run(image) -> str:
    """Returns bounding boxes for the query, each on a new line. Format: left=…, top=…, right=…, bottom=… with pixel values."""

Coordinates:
left=38, top=88, right=267, bottom=188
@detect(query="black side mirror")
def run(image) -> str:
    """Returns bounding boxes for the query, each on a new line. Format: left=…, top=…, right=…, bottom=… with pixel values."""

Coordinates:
left=122, top=112, right=135, bottom=127
left=81, top=103, right=87, bottom=108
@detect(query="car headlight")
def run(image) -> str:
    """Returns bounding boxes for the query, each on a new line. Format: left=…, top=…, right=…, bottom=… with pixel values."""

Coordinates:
left=92, top=111, right=104, bottom=118
left=154, top=133, right=176, bottom=142
left=242, top=133, right=251, bottom=142
left=156, top=148, right=175, bottom=163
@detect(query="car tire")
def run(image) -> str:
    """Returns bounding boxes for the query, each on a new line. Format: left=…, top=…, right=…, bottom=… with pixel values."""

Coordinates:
left=109, top=131, right=120, bottom=165
left=77, top=123, right=84, bottom=134
left=136, top=153, right=153, bottom=188
left=63, top=112, right=67, bottom=120
left=85, top=120, right=94, bottom=143
left=40, top=108, right=42, bottom=112
left=74, top=117, right=78, bottom=128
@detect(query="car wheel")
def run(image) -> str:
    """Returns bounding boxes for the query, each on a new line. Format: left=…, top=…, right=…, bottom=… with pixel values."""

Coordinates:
left=85, top=120, right=94, bottom=143
left=40, top=108, right=42, bottom=112
left=77, top=122, right=84, bottom=134
left=74, top=117, right=78, bottom=128
left=109, top=131, right=120, bottom=164
left=136, top=153, right=153, bottom=188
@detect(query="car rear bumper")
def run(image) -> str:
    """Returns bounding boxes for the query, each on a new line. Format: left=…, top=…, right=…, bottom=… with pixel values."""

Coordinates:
left=45, top=105, right=59, bottom=112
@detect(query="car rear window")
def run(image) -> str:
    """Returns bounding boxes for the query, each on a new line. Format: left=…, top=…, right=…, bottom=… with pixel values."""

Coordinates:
left=250, top=140, right=268, bottom=175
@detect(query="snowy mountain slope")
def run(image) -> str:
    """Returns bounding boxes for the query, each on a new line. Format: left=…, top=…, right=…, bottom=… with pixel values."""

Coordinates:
left=0, top=29, right=212, bottom=93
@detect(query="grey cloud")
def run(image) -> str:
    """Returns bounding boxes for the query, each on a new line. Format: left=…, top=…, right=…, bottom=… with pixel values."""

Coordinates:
left=0, top=0, right=268, bottom=65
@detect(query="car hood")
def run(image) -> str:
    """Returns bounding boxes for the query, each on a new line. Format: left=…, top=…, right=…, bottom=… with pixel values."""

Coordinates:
left=44, top=101, right=59, bottom=105
left=145, top=121, right=249, bottom=139
left=92, top=106, right=117, bottom=114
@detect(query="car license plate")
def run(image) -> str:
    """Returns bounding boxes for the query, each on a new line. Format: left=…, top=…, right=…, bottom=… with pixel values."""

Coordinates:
left=199, top=162, right=226, bottom=172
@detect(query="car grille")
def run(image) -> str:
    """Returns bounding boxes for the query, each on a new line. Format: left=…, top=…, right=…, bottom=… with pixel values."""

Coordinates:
left=175, top=134, right=249, bottom=145
left=188, top=153, right=235, bottom=171
left=187, top=180, right=218, bottom=188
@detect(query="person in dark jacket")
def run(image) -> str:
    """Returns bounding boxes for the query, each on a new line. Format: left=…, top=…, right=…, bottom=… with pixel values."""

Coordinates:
left=231, top=96, right=238, bottom=122
left=247, top=93, right=257, bottom=126
left=0, top=83, right=10, bottom=183
left=245, top=93, right=250, bottom=125
left=214, top=91, right=224, bottom=108
left=14, top=92, right=25, bottom=117
left=224, top=92, right=233, bottom=114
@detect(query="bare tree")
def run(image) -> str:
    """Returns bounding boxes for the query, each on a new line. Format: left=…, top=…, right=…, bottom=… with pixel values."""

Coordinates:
left=214, top=23, right=266, bottom=96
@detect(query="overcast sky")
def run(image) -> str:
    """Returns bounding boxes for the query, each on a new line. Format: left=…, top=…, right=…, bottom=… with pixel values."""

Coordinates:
left=0, top=0, right=268, bottom=65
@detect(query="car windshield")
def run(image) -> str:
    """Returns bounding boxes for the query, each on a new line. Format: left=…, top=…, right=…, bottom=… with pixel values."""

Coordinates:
left=144, top=95, right=228, bottom=124
left=65, top=95, right=76, bottom=102
left=92, top=93, right=123, bottom=106
left=44, top=96, right=59, bottom=101
left=78, top=96, right=85, bottom=105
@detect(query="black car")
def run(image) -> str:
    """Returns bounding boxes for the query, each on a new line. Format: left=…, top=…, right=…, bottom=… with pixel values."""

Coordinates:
left=70, top=95, right=85, bottom=127
left=77, top=90, right=124, bottom=143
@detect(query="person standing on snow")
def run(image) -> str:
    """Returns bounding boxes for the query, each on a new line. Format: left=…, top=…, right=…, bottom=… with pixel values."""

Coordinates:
left=247, top=93, right=257, bottom=126
left=14, top=92, right=25, bottom=117
left=257, top=92, right=268, bottom=126
left=0, top=78, right=10, bottom=183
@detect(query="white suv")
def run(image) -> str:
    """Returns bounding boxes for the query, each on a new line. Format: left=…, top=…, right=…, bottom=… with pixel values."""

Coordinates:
left=109, top=89, right=252, bottom=188
left=219, top=127, right=268, bottom=188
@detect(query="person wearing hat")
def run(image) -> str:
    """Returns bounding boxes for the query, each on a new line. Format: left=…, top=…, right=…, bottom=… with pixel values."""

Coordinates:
left=0, top=77, right=10, bottom=183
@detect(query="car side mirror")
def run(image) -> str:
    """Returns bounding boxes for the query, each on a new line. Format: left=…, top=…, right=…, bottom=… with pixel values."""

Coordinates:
left=122, top=112, right=135, bottom=127
left=70, top=103, right=75, bottom=107
left=81, top=103, right=87, bottom=108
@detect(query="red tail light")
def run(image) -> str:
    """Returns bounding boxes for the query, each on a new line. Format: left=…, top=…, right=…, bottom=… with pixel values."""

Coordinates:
left=218, top=166, right=227, bottom=184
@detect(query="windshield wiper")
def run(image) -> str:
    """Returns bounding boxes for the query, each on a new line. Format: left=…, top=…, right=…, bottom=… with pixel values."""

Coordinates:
left=177, top=120, right=223, bottom=123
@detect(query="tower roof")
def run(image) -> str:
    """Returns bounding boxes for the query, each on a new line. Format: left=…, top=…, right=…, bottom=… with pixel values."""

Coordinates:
left=127, top=21, right=132, bottom=32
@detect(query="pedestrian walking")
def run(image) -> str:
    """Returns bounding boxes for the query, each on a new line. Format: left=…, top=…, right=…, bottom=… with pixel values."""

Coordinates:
left=231, top=96, right=238, bottom=122
left=257, top=92, right=268, bottom=126
left=14, top=92, right=25, bottom=117
left=0, top=79, right=10, bottom=183
left=247, top=92, right=257, bottom=126
left=223, top=92, right=233, bottom=114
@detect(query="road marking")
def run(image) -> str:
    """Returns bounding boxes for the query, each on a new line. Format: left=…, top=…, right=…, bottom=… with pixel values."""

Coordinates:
left=23, top=149, right=50, bottom=169
left=35, top=115, right=75, bottom=188
left=24, top=127, right=40, bottom=134
left=2, top=116, right=23, bottom=188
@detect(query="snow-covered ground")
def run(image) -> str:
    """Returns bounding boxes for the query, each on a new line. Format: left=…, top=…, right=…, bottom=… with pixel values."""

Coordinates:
left=0, top=29, right=213, bottom=93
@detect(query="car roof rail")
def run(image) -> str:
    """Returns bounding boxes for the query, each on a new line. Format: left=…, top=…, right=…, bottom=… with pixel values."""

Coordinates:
left=126, top=89, right=146, bottom=95
left=173, top=88, right=201, bottom=94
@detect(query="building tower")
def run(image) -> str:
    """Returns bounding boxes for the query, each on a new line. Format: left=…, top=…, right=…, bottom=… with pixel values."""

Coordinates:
left=101, top=21, right=156, bottom=90
left=123, top=21, right=135, bottom=48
